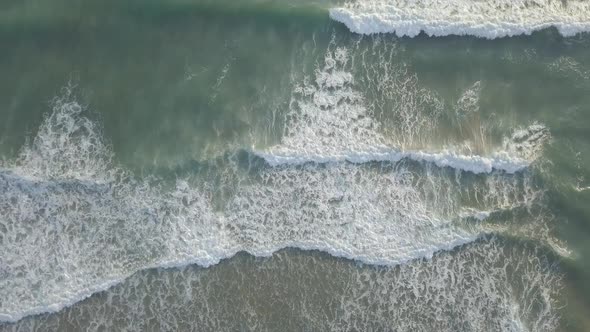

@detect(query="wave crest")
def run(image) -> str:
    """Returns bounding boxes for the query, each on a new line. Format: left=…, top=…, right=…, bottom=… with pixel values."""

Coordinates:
left=330, top=0, right=590, bottom=38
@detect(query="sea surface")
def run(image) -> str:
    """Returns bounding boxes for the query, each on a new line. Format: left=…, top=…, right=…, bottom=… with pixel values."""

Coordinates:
left=1, top=0, right=590, bottom=331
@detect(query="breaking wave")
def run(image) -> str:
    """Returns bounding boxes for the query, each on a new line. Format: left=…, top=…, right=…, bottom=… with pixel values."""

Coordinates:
left=255, top=46, right=549, bottom=173
left=0, top=44, right=558, bottom=324
left=329, top=0, right=590, bottom=38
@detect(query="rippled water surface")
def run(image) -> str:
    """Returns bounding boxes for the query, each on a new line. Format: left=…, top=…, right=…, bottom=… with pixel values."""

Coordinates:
left=1, top=1, right=590, bottom=331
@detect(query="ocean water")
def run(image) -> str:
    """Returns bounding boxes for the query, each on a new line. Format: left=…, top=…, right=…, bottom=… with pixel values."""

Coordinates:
left=1, top=0, right=590, bottom=331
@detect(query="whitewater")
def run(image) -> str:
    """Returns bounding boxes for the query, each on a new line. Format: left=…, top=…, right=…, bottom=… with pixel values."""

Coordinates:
left=0, top=46, right=559, bottom=328
left=329, top=0, right=590, bottom=38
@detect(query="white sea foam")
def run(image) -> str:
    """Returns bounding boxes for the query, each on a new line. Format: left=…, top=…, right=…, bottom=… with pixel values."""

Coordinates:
left=503, top=123, right=552, bottom=160
left=0, top=45, right=555, bottom=324
left=256, top=148, right=530, bottom=174
left=0, top=87, right=547, bottom=323
left=0, top=158, right=486, bottom=323
left=6, top=239, right=562, bottom=332
left=223, top=162, right=479, bottom=265
left=329, top=0, right=590, bottom=38
left=255, top=48, right=542, bottom=174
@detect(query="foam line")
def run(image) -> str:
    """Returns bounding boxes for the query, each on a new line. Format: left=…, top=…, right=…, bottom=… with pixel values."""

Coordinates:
left=255, top=148, right=530, bottom=174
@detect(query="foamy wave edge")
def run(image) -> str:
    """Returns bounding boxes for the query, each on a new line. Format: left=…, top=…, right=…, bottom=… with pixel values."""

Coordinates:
left=255, top=148, right=529, bottom=174
left=329, top=8, right=590, bottom=38
left=0, top=235, right=479, bottom=323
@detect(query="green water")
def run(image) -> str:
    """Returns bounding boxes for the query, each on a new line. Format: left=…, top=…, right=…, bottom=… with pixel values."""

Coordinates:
left=1, top=0, right=590, bottom=331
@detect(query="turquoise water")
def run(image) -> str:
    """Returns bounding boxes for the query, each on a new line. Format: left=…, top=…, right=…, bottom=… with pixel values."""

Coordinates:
left=1, top=0, right=590, bottom=331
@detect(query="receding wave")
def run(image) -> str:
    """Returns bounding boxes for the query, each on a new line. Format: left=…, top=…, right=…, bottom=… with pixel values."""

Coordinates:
left=329, top=0, right=590, bottom=38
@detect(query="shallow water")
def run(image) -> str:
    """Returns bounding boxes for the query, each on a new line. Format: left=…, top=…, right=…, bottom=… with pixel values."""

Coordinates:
left=1, top=0, right=590, bottom=331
